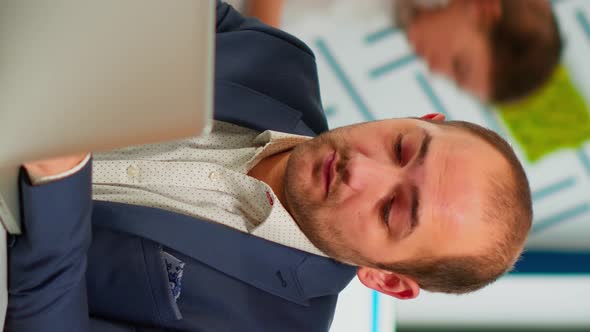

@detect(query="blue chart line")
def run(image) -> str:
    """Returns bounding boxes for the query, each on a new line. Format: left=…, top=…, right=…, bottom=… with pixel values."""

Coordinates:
left=314, top=39, right=376, bottom=122
left=531, top=202, right=590, bottom=235
left=371, top=291, right=379, bottom=332
left=415, top=72, right=451, bottom=119
left=578, top=148, right=590, bottom=177
left=576, top=9, right=590, bottom=42
left=365, top=27, right=399, bottom=45
left=370, top=54, right=417, bottom=79
left=324, top=105, right=337, bottom=117
left=479, top=105, right=508, bottom=139
left=532, top=177, right=577, bottom=202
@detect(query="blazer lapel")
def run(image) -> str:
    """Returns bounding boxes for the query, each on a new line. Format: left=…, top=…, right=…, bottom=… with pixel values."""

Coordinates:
left=92, top=201, right=355, bottom=306
left=214, top=80, right=316, bottom=136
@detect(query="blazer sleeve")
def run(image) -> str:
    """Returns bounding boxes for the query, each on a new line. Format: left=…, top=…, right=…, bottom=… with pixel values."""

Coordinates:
left=215, top=1, right=328, bottom=134
left=5, top=161, right=93, bottom=332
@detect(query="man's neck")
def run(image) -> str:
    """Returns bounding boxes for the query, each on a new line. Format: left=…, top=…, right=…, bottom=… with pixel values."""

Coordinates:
left=247, top=151, right=291, bottom=207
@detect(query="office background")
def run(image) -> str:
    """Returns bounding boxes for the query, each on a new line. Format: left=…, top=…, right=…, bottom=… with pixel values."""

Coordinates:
left=272, top=0, right=590, bottom=330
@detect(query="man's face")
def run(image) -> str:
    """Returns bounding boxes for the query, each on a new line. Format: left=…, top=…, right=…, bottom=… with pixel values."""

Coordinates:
left=406, top=1, right=493, bottom=100
left=284, top=118, right=506, bottom=267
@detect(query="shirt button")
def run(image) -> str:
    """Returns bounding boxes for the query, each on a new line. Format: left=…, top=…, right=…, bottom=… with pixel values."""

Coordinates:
left=127, top=165, right=140, bottom=178
left=208, top=171, right=220, bottom=181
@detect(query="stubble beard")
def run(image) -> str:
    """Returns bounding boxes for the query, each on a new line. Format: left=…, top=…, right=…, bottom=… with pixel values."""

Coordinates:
left=283, top=131, right=364, bottom=266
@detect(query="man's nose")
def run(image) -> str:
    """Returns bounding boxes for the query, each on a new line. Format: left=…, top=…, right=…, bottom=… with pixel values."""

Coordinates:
left=341, top=154, right=399, bottom=193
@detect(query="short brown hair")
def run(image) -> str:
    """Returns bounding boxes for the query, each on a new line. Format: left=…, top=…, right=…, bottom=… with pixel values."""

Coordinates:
left=377, top=121, right=533, bottom=294
left=489, top=0, right=563, bottom=103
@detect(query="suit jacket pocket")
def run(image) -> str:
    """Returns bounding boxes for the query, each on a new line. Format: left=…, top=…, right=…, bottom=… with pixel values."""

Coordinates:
left=86, top=227, right=182, bottom=327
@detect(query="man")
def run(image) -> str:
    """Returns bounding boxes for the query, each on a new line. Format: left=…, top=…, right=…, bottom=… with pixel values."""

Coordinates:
left=395, top=0, right=563, bottom=102
left=6, top=2, right=532, bottom=331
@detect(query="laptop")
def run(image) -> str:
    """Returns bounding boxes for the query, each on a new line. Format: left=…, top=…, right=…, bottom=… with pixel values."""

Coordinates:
left=0, top=1, right=215, bottom=233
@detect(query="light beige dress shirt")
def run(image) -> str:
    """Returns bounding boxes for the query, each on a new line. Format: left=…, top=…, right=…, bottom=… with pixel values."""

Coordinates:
left=91, top=121, right=326, bottom=257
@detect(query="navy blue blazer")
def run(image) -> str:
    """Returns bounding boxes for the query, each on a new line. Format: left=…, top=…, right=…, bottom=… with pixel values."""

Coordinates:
left=6, top=2, right=356, bottom=332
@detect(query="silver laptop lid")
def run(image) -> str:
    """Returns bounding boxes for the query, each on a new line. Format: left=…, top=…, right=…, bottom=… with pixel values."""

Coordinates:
left=0, top=0, right=215, bottom=233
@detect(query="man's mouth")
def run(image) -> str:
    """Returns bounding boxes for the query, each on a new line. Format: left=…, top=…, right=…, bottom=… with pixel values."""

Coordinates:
left=323, top=151, right=336, bottom=198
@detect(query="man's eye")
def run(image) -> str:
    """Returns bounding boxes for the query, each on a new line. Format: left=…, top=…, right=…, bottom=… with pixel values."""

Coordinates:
left=382, top=196, right=395, bottom=227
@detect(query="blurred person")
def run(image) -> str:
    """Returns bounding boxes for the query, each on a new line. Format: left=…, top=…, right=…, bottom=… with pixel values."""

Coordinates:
left=6, top=2, right=533, bottom=331
left=394, top=0, right=563, bottom=102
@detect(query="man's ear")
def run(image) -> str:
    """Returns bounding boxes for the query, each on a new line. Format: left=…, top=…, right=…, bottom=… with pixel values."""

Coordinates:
left=420, top=113, right=446, bottom=122
left=356, top=267, right=420, bottom=300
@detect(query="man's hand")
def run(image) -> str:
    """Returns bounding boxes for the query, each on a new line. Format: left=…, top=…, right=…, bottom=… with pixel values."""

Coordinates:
left=23, top=154, right=89, bottom=178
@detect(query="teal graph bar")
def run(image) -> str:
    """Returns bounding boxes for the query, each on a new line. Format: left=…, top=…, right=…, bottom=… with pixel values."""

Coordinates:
left=415, top=72, right=451, bottom=119
left=315, top=39, right=376, bottom=121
